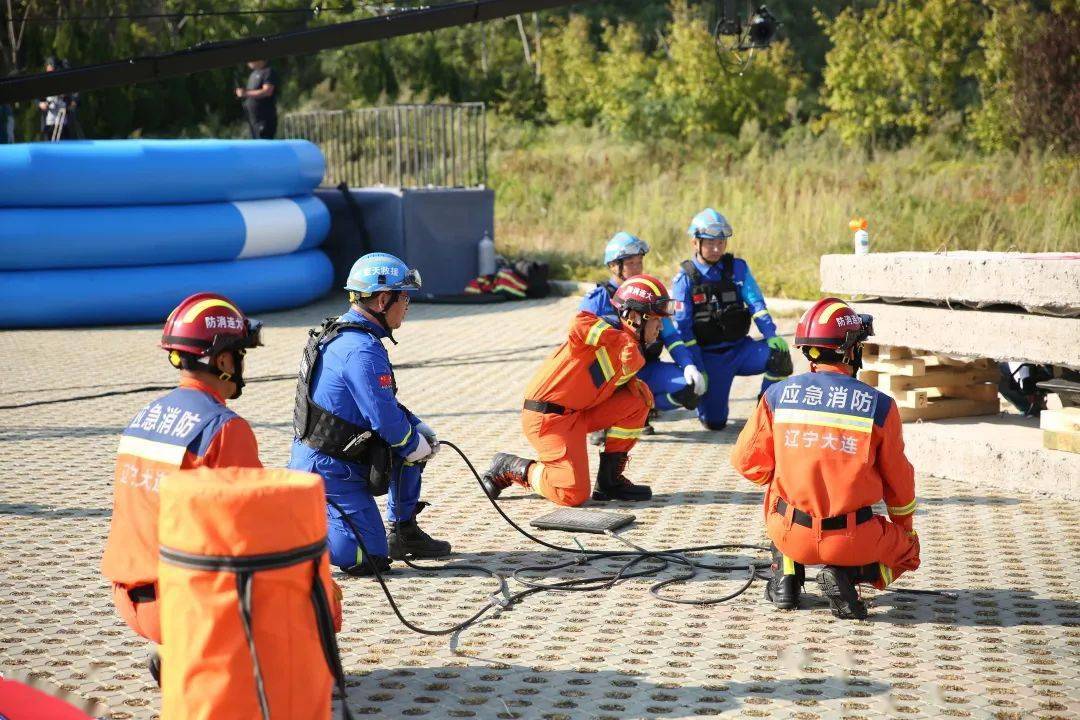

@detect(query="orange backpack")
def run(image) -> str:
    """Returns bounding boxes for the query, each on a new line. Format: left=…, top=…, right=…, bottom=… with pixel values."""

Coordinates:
left=158, top=467, right=351, bottom=720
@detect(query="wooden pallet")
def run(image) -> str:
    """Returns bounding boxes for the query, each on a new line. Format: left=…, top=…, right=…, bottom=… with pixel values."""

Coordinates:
left=858, top=343, right=1001, bottom=422
left=1041, top=407, right=1080, bottom=454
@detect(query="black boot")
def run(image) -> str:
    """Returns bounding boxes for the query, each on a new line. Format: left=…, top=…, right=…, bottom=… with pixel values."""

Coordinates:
left=817, top=566, right=868, bottom=620
left=148, top=649, right=161, bottom=687
left=699, top=418, right=727, bottom=431
left=343, top=554, right=392, bottom=578
left=764, top=546, right=803, bottom=610
left=387, top=503, right=452, bottom=560
left=669, top=386, right=700, bottom=411
left=592, top=451, right=652, bottom=501
left=480, top=452, right=533, bottom=499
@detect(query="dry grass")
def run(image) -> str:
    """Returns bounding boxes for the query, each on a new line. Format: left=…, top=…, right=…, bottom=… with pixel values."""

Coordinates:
left=489, top=122, right=1080, bottom=299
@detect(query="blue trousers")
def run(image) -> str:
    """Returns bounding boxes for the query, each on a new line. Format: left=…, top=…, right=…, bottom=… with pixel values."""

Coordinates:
left=289, top=439, right=423, bottom=569
left=698, top=337, right=780, bottom=426
left=637, top=359, right=692, bottom=411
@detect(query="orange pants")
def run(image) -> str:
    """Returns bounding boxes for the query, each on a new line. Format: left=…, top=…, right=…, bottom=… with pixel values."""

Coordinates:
left=522, top=388, right=649, bottom=506
left=765, top=491, right=920, bottom=590
left=111, top=582, right=162, bottom=644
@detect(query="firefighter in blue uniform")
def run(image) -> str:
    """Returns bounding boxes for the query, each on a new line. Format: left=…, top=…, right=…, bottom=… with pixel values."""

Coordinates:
left=289, top=252, right=448, bottom=576
left=671, top=209, right=794, bottom=430
left=580, top=233, right=707, bottom=430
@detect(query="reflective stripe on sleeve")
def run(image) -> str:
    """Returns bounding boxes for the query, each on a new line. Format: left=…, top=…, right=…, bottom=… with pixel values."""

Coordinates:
left=887, top=499, right=917, bottom=516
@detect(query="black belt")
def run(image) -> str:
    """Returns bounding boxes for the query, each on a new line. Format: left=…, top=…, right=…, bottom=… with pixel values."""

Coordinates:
left=776, top=498, right=873, bottom=531
left=524, top=399, right=567, bottom=415
left=128, top=584, right=156, bottom=604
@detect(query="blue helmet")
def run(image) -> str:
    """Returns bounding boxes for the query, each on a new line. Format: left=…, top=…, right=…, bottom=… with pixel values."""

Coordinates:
left=344, top=252, right=422, bottom=294
left=687, top=209, right=733, bottom=240
left=603, top=232, right=650, bottom=265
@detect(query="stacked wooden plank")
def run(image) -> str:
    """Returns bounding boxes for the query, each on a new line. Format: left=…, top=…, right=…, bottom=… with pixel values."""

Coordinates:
left=1041, top=408, right=1080, bottom=454
left=858, top=343, right=1000, bottom=422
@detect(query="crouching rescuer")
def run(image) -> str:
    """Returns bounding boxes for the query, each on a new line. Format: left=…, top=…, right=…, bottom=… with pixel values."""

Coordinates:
left=101, top=293, right=265, bottom=648
left=290, top=252, right=447, bottom=577
left=481, top=275, right=675, bottom=505
left=731, top=298, right=921, bottom=619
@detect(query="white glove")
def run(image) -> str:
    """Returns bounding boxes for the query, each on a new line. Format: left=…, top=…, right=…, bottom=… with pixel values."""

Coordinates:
left=404, top=433, right=433, bottom=464
left=415, top=421, right=439, bottom=458
left=683, top=365, right=707, bottom=396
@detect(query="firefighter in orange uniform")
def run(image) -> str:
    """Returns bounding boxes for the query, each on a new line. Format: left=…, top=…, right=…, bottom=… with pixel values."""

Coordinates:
left=101, top=293, right=265, bottom=656
left=731, top=297, right=920, bottom=619
left=481, top=275, right=675, bottom=505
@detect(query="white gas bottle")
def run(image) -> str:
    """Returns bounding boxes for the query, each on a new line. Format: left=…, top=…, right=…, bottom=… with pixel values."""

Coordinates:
left=478, top=231, right=496, bottom=276
left=850, top=217, right=869, bottom=255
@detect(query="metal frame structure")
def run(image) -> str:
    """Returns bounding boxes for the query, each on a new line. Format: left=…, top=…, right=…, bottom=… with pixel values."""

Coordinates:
left=282, top=103, right=487, bottom=189
left=0, top=0, right=586, bottom=104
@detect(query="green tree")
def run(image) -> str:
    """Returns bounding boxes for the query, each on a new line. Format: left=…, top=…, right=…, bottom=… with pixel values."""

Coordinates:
left=818, top=0, right=983, bottom=148
left=655, top=0, right=804, bottom=140
left=966, top=0, right=1037, bottom=151
left=541, top=15, right=601, bottom=124
left=593, top=22, right=663, bottom=140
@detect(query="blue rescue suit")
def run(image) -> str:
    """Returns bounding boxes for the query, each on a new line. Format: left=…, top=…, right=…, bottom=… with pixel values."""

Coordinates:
left=580, top=281, right=696, bottom=411
left=288, top=309, right=425, bottom=568
left=671, top=256, right=782, bottom=427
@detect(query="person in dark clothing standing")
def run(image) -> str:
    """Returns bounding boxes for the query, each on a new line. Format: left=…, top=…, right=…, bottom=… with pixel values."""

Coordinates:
left=38, top=57, right=77, bottom=141
left=235, top=60, right=278, bottom=139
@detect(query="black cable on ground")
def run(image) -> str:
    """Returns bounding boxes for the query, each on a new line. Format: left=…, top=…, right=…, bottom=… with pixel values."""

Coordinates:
left=0, top=344, right=558, bottom=410
left=323, top=440, right=773, bottom=641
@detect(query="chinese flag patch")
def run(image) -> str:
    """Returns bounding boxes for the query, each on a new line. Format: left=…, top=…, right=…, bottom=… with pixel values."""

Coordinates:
left=692, top=293, right=706, bottom=304
left=378, top=374, right=393, bottom=388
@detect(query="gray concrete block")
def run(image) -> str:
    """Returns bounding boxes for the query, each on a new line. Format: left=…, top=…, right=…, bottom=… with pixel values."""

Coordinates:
left=851, top=300, right=1080, bottom=369
left=821, top=251, right=1080, bottom=317
left=904, top=414, right=1080, bottom=500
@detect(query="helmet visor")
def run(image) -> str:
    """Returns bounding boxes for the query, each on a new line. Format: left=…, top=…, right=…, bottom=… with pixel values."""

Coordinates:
left=245, top=318, right=264, bottom=347
left=647, top=298, right=677, bottom=317
left=618, top=238, right=650, bottom=260
left=401, top=268, right=423, bottom=291
left=694, top=222, right=732, bottom=240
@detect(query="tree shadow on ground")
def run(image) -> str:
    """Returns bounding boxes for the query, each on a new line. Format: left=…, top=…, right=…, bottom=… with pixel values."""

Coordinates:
left=866, top=586, right=1080, bottom=628
left=338, top=664, right=890, bottom=718
left=0, top=502, right=111, bottom=519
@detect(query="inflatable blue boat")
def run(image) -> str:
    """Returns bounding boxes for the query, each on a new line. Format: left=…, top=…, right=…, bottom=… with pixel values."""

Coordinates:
left=0, top=195, right=330, bottom=270
left=0, top=139, right=324, bottom=207
left=0, top=250, right=334, bottom=328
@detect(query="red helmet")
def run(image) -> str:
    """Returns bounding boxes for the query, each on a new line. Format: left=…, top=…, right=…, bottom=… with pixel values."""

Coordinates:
left=161, top=292, right=262, bottom=364
left=611, top=274, right=676, bottom=317
left=794, top=297, right=873, bottom=352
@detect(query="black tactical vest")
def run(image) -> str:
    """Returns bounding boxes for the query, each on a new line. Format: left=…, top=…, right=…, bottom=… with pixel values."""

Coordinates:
left=681, top=254, right=752, bottom=346
left=293, top=318, right=394, bottom=488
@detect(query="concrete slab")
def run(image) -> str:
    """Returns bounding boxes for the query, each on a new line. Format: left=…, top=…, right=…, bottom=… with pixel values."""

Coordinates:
left=821, top=251, right=1080, bottom=317
left=849, top=300, right=1080, bottom=369
left=903, top=414, right=1080, bottom=500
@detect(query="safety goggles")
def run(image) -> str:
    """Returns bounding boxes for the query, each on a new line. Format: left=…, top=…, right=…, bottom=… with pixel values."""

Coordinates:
left=616, top=239, right=650, bottom=260
left=645, top=298, right=678, bottom=317
left=207, top=318, right=264, bottom=356
left=398, top=268, right=422, bottom=290
left=694, top=223, right=733, bottom=241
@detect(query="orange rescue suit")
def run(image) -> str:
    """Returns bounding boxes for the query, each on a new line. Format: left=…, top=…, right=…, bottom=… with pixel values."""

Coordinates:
left=732, top=365, right=920, bottom=588
left=522, top=312, right=652, bottom=506
left=101, top=377, right=263, bottom=643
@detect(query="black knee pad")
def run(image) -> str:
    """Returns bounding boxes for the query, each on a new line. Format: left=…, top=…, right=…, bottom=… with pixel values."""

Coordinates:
left=670, top=385, right=700, bottom=410
left=767, top=348, right=793, bottom=377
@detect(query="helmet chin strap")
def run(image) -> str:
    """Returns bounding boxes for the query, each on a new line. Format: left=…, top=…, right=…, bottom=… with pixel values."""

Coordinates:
left=621, top=310, right=649, bottom=351
left=366, top=291, right=401, bottom=345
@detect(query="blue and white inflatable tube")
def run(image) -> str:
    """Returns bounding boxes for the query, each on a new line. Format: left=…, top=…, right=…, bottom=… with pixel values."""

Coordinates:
left=0, top=139, right=325, bottom=206
left=0, top=195, right=330, bottom=270
left=0, top=250, right=334, bottom=328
